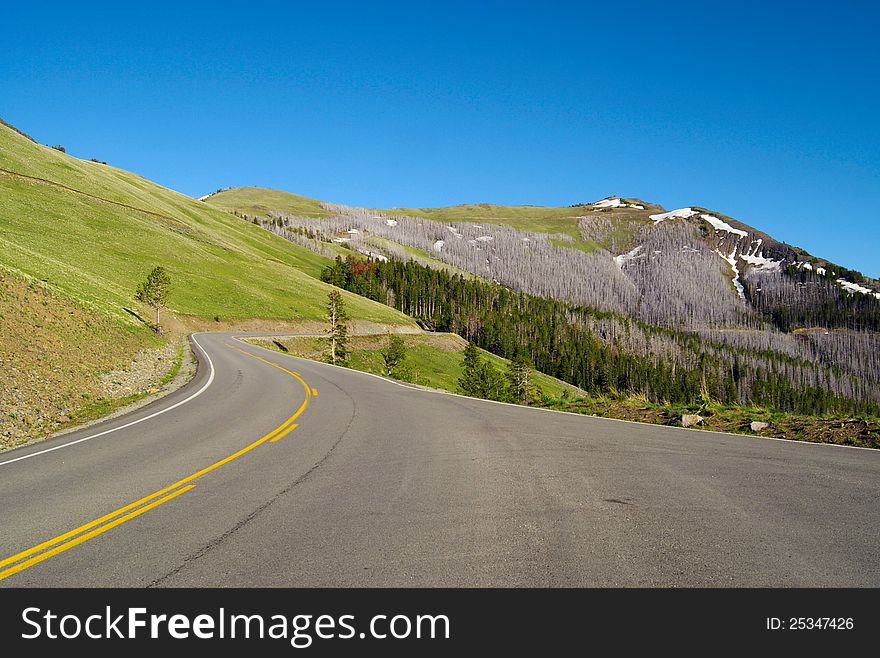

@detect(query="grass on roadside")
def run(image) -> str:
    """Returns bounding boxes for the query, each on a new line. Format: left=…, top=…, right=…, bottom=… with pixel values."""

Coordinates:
left=250, top=332, right=880, bottom=448
left=539, top=392, right=880, bottom=448
left=246, top=333, right=582, bottom=398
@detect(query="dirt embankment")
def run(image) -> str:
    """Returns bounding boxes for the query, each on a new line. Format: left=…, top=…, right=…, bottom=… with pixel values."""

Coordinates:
left=0, top=273, right=421, bottom=451
left=0, top=274, right=185, bottom=450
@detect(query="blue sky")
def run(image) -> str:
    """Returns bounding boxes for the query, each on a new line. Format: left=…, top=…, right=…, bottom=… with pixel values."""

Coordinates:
left=3, top=1, right=878, bottom=276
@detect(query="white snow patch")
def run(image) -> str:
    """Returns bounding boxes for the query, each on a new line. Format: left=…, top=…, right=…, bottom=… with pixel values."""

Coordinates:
left=613, top=246, right=644, bottom=268
left=475, top=235, right=494, bottom=242
left=593, top=197, right=625, bottom=208
left=649, top=207, right=698, bottom=224
left=355, top=248, right=388, bottom=262
left=796, top=262, right=828, bottom=276
left=347, top=228, right=360, bottom=235
left=384, top=218, right=398, bottom=227
left=701, top=213, right=748, bottom=237
left=837, top=279, right=875, bottom=296
left=743, top=238, right=763, bottom=257
left=446, top=226, right=463, bottom=239
left=331, top=237, right=350, bottom=243
left=197, top=194, right=211, bottom=201
left=739, top=251, right=781, bottom=272
left=593, top=197, right=645, bottom=210
left=715, top=248, right=746, bottom=301
left=433, top=239, right=445, bottom=253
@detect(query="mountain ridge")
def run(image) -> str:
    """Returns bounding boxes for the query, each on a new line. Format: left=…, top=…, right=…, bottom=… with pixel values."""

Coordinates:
left=204, top=187, right=879, bottom=295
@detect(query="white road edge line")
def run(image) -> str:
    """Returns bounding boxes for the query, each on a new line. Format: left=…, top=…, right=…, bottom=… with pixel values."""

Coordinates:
left=0, top=333, right=216, bottom=468
left=235, top=335, right=879, bottom=453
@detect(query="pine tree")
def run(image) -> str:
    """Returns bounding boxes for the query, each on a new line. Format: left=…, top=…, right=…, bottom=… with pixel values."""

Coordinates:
left=135, top=265, right=171, bottom=332
left=507, top=350, right=535, bottom=404
left=458, top=342, right=484, bottom=396
left=382, top=334, right=407, bottom=377
left=326, top=289, right=349, bottom=365
left=480, top=360, right=508, bottom=402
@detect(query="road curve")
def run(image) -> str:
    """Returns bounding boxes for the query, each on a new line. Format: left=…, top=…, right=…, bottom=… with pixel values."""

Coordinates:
left=1, top=331, right=879, bottom=587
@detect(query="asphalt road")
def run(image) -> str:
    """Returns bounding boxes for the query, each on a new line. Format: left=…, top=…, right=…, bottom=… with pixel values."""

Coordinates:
left=1, top=332, right=879, bottom=587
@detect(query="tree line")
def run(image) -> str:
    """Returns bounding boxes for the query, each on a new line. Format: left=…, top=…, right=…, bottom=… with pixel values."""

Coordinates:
left=321, top=255, right=880, bottom=417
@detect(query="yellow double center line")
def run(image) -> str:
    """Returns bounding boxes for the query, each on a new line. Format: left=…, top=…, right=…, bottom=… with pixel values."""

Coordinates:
left=0, top=345, right=313, bottom=583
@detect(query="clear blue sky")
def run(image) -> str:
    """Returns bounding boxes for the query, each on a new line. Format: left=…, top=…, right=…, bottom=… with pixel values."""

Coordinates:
left=3, top=1, right=878, bottom=276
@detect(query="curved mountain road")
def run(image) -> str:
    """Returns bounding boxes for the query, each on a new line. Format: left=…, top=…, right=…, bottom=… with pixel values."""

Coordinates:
left=1, top=332, right=879, bottom=587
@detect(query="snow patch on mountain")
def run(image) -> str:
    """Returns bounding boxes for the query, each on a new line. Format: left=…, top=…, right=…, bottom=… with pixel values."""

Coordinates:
left=715, top=248, right=746, bottom=301
left=838, top=279, right=875, bottom=296
left=357, top=249, right=388, bottom=262
left=613, top=246, right=644, bottom=268
left=649, top=208, right=698, bottom=224
left=795, top=262, right=828, bottom=277
left=593, top=197, right=645, bottom=210
left=648, top=207, right=749, bottom=238
left=793, top=262, right=878, bottom=299
left=475, top=235, right=494, bottom=242
left=433, top=239, right=445, bottom=252
left=384, top=218, right=398, bottom=227
left=701, top=213, right=748, bottom=237
left=739, top=252, right=781, bottom=271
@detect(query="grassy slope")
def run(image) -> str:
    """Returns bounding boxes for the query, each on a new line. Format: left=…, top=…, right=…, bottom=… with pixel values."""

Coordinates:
left=0, top=273, right=162, bottom=446
left=203, top=187, right=668, bottom=254
left=249, top=333, right=583, bottom=398
left=383, top=203, right=586, bottom=240
left=364, top=236, right=476, bottom=278
left=0, top=123, right=413, bottom=446
left=0, top=125, right=410, bottom=325
left=204, top=186, right=331, bottom=219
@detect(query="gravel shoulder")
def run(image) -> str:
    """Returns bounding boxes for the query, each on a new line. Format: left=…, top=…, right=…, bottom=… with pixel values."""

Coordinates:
left=0, top=334, right=197, bottom=454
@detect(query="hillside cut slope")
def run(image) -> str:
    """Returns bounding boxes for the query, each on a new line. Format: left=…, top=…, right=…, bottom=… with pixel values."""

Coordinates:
left=0, top=121, right=413, bottom=446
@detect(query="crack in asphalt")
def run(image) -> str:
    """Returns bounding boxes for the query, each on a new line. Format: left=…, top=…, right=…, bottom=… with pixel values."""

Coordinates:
left=146, top=371, right=359, bottom=588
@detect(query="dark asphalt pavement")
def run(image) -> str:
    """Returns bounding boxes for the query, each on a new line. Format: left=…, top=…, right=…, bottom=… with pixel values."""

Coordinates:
left=2, top=332, right=878, bottom=586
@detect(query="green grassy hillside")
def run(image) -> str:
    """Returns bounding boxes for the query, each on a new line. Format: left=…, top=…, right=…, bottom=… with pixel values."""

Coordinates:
left=248, top=333, right=583, bottom=398
left=203, top=186, right=664, bottom=253
left=0, top=122, right=413, bottom=447
left=384, top=203, right=586, bottom=240
left=0, top=124, right=410, bottom=325
left=204, top=186, right=331, bottom=219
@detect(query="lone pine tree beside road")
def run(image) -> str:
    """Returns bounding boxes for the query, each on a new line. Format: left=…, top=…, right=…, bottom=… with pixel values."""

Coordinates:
left=382, top=334, right=407, bottom=377
left=507, top=350, right=537, bottom=404
left=458, top=342, right=507, bottom=401
left=326, top=289, right=349, bottom=365
left=135, top=266, right=172, bottom=332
